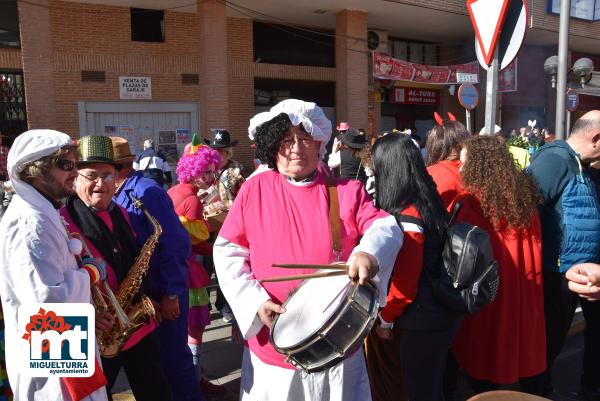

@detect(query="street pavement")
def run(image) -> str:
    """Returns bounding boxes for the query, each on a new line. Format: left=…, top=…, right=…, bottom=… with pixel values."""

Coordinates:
left=114, top=300, right=589, bottom=401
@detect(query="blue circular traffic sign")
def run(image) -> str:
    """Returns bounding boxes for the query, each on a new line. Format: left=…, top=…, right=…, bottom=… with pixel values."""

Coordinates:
left=458, top=83, right=479, bottom=111
left=566, top=89, right=579, bottom=112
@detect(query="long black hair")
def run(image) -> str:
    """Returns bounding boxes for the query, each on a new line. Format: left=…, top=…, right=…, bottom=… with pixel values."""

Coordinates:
left=372, top=134, right=447, bottom=236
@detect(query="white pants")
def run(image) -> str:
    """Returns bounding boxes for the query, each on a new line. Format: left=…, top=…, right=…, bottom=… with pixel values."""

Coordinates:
left=239, top=347, right=372, bottom=401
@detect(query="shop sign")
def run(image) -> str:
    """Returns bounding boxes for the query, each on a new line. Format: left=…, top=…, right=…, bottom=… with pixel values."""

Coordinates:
left=457, top=73, right=479, bottom=83
left=390, top=88, right=440, bottom=106
left=373, top=52, right=479, bottom=84
left=119, top=76, right=152, bottom=99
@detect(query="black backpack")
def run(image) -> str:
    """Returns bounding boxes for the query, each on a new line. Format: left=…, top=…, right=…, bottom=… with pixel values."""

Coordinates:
left=398, top=203, right=499, bottom=315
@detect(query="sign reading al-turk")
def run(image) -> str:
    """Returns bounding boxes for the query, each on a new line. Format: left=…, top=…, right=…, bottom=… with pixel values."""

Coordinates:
left=119, top=76, right=152, bottom=99
left=390, top=87, right=440, bottom=106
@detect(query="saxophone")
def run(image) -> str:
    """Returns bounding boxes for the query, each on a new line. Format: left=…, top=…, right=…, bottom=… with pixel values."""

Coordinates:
left=93, top=194, right=163, bottom=358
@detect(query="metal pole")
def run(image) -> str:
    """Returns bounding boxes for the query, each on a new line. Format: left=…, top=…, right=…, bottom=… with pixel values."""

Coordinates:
left=466, top=109, right=472, bottom=133
left=484, top=49, right=499, bottom=136
left=555, top=0, right=571, bottom=140
left=566, top=110, right=571, bottom=135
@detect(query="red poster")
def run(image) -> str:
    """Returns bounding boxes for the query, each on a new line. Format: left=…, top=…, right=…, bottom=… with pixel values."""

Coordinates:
left=390, top=87, right=440, bottom=106
left=373, top=52, right=479, bottom=85
left=499, top=59, right=518, bottom=92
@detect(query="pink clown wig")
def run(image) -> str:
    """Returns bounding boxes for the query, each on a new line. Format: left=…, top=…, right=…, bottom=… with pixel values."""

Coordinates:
left=176, top=145, right=221, bottom=183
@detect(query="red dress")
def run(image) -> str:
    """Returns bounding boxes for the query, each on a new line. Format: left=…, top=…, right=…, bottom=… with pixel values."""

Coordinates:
left=450, top=193, right=546, bottom=384
left=427, top=159, right=464, bottom=212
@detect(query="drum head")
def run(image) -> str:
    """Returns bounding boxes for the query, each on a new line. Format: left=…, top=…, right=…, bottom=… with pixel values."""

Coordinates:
left=272, top=273, right=351, bottom=349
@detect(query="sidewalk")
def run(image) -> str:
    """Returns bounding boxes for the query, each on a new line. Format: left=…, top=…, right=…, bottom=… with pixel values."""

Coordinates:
left=112, top=295, right=243, bottom=401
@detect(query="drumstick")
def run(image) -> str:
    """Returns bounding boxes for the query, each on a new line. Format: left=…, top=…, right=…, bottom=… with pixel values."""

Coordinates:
left=271, top=263, right=349, bottom=271
left=259, top=270, right=348, bottom=283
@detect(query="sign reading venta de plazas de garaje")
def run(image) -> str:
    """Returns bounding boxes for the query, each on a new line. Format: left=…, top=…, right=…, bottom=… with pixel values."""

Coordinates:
left=119, top=77, right=152, bottom=99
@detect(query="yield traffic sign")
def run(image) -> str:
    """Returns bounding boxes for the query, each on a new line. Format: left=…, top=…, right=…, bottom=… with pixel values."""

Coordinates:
left=467, top=0, right=511, bottom=65
left=475, top=0, right=528, bottom=71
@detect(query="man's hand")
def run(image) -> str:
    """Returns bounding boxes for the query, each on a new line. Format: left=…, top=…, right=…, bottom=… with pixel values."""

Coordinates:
left=161, top=295, right=180, bottom=320
left=257, top=299, right=286, bottom=329
left=151, top=299, right=163, bottom=324
left=95, top=311, right=114, bottom=335
left=375, top=325, right=393, bottom=340
left=347, top=251, right=379, bottom=285
left=566, top=263, right=600, bottom=300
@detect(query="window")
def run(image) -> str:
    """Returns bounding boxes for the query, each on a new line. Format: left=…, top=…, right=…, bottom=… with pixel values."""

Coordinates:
left=0, top=71, right=28, bottom=141
left=0, top=1, right=20, bottom=48
left=548, top=0, right=600, bottom=21
left=130, top=8, right=164, bottom=42
left=253, top=22, right=335, bottom=68
left=254, top=79, right=335, bottom=107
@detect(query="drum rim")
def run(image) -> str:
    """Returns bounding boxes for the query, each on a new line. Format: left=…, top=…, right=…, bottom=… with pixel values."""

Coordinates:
left=270, top=276, right=352, bottom=350
left=270, top=279, right=379, bottom=373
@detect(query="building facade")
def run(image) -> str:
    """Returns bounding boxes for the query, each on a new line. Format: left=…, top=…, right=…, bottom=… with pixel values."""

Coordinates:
left=1, top=0, right=600, bottom=168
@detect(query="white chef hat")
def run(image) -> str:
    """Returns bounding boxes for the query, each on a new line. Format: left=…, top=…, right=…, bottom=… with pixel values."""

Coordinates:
left=8, top=130, right=74, bottom=179
left=8, top=129, right=75, bottom=199
left=248, top=99, right=332, bottom=160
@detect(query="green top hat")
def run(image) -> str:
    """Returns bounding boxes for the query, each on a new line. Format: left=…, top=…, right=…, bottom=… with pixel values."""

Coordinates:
left=78, top=135, right=121, bottom=169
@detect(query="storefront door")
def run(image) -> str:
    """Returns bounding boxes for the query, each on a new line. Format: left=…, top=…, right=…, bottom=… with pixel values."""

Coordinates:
left=78, top=101, right=199, bottom=165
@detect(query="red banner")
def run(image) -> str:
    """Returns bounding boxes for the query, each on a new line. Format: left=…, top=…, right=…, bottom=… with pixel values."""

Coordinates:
left=373, top=52, right=479, bottom=84
left=499, top=58, right=517, bottom=92
left=390, top=87, right=440, bottom=106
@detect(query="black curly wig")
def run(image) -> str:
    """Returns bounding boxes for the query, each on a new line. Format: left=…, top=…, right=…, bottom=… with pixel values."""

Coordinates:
left=255, top=113, right=308, bottom=169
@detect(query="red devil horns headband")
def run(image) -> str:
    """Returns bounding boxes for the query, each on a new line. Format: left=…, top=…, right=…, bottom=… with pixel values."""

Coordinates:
left=434, top=112, right=457, bottom=126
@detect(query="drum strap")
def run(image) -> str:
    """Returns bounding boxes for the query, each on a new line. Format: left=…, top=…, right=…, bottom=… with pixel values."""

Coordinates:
left=325, top=175, right=342, bottom=260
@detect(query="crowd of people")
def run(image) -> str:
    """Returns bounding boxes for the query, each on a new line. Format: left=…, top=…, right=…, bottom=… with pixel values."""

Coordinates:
left=0, top=100, right=599, bottom=401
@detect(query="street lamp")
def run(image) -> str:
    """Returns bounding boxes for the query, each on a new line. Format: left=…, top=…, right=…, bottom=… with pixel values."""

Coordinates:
left=544, top=56, right=558, bottom=88
left=544, top=56, right=594, bottom=89
left=572, top=57, right=594, bottom=88
left=544, top=55, right=594, bottom=137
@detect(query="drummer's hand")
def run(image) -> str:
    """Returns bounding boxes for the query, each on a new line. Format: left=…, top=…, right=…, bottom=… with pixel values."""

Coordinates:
left=375, top=325, right=393, bottom=340
left=257, top=299, right=286, bottom=329
left=347, top=251, right=379, bottom=285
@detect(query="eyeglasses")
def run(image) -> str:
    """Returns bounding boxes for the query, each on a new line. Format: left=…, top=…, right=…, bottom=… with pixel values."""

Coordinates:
left=78, top=172, right=115, bottom=184
left=280, top=136, right=315, bottom=149
left=56, top=159, right=76, bottom=172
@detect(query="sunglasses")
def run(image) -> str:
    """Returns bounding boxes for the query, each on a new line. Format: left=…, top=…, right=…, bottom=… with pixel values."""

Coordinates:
left=56, top=159, right=76, bottom=172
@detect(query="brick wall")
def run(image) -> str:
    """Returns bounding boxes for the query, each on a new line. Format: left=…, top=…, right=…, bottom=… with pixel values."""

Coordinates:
left=227, top=17, right=255, bottom=170
left=226, top=17, right=339, bottom=169
left=18, top=0, right=57, bottom=129
left=43, top=0, right=204, bottom=138
left=529, top=0, right=600, bottom=41
left=336, top=10, right=369, bottom=130
left=0, top=48, right=22, bottom=70
left=199, top=0, right=229, bottom=133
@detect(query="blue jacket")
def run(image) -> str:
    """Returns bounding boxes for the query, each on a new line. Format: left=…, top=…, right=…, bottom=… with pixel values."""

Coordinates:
left=528, top=140, right=600, bottom=273
left=114, top=171, right=191, bottom=299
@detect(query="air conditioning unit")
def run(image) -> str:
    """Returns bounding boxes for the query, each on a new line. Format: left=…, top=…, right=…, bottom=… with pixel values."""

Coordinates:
left=367, top=29, right=389, bottom=55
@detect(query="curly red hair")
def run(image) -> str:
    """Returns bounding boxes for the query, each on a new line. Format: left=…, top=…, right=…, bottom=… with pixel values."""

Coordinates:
left=461, top=136, right=541, bottom=231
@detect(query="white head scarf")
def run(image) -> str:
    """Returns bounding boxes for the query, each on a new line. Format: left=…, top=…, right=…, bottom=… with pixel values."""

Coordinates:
left=248, top=99, right=333, bottom=160
left=8, top=129, right=75, bottom=208
left=479, top=124, right=502, bottom=135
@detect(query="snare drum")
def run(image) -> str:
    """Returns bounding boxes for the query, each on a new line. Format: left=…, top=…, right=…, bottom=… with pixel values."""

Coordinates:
left=270, top=273, right=378, bottom=373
